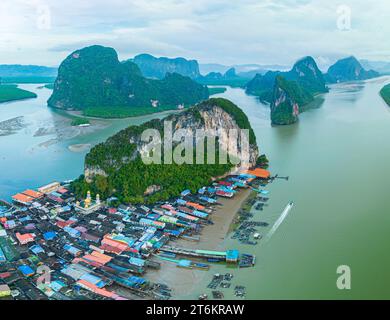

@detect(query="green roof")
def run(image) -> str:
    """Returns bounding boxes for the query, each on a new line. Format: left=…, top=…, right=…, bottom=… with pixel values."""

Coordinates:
left=195, top=250, right=226, bottom=256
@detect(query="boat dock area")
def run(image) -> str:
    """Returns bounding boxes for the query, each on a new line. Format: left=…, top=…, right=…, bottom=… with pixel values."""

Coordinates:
left=161, top=245, right=227, bottom=259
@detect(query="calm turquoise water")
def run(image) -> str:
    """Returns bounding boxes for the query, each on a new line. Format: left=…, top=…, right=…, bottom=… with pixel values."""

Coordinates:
left=0, top=84, right=174, bottom=200
left=184, top=77, right=390, bottom=299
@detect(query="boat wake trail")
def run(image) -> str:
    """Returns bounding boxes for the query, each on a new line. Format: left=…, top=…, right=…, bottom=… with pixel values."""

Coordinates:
left=265, top=202, right=294, bottom=242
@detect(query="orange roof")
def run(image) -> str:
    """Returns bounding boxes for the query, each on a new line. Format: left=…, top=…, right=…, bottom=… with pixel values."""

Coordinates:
left=91, top=251, right=112, bottom=264
left=22, top=189, right=43, bottom=199
left=186, top=202, right=205, bottom=210
left=12, top=193, right=34, bottom=204
left=245, top=168, right=271, bottom=179
left=102, top=235, right=129, bottom=251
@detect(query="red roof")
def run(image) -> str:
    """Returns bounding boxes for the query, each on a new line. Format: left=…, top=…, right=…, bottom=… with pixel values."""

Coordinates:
left=22, top=189, right=43, bottom=199
left=0, top=272, right=11, bottom=279
left=15, top=232, right=35, bottom=244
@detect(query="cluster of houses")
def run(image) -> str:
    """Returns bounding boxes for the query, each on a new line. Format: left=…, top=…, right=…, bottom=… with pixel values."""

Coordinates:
left=0, top=169, right=269, bottom=300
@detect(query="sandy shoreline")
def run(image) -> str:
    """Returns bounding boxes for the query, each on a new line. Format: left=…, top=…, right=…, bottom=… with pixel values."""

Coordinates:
left=146, top=188, right=252, bottom=299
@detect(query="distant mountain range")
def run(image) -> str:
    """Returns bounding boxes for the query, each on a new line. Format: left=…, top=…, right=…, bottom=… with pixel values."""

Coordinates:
left=325, top=56, right=379, bottom=83
left=245, top=55, right=381, bottom=125
left=0, top=65, right=57, bottom=78
left=130, top=54, right=284, bottom=87
left=360, top=59, right=390, bottom=75
left=199, top=63, right=288, bottom=76
left=3, top=50, right=384, bottom=125
left=132, top=53, right=201, bottom=79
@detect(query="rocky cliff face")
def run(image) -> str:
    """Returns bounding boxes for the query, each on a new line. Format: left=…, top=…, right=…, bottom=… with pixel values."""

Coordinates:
left=289, top=56, right=327, bottom=94
left=245, top=56, right=327, bottom=105
left=84, top=98, right=259, bottom=183
left=270, top=76, right=313, bottom=125
left=325, top=56, right=379, bottom=83
left=133, top=53, right=201, bottom=79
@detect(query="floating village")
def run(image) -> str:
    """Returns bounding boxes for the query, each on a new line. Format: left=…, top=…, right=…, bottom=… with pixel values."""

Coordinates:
left=0, top=168, right=276, bottom=300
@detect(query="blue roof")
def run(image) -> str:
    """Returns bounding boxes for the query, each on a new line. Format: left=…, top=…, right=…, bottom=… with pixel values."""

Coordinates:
left=30, top=244, right=45, bottom=254
left=128, top=276, right=146, bottom=284
left=164, top=229, right=181, bottom=237
left=181, top=190, right=191, bottom=196
left=226, top=250, right=240, bottom=260
left=50, top=280, right=66, bottom=292
left=80, top=273, right=106, bottom=288
left=43, top=231, right=57, bottom=241
left=129, top=257, right=145, bottom=267
left=64, top=226, right=81, bottom=238
left=51, top=191, right=62, bottom=198
left=0, top=247, right=6, bottom=262
left=176, top=199, right=187, bottom=205
left=63, top=244, right=81, bottom=255
left=19, top=215, right=32, bottom=223
left=178, top=259, right=192, bottom=267
left=18, top=265, right=34, bottom=276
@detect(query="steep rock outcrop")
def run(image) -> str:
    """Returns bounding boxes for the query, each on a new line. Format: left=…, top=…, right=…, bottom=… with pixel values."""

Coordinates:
left=270, top=76, right=313, bottom=125
left=325, top=56, right=379, bottom=83
left=132, top=53, right=201, bottom=79
left=76, top=98, right=259, bottom=203
left=246, top=56, right=327, bottom=104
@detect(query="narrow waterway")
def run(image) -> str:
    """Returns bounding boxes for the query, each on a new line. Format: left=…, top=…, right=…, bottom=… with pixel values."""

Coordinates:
left=185, top=77, right=390, bottom=299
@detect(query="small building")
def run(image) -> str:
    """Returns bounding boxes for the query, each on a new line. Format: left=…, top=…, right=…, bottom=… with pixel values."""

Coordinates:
left=43, top=231, right=57, bottom=241
left=226, top=249, right=239, bottom=263
left=0, top=284, right=11, bottom=297
left=18, top=265, right=35, bottom=277
left=21, top=189, right=43, bottom=199
left=15, top=232, right=35, bottom=245
left=0, top=247, right=6, bottom=262
left=75, top=191, right=102, bottom=214
left=38, top=182, right=61, bottom=194
left=244, top=168, right=271, bottom=179
left=12, top=193, right=34, bottom=206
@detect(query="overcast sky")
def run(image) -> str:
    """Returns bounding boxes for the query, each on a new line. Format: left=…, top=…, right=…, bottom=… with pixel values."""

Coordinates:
left=0, top=0, right=389, bottom=68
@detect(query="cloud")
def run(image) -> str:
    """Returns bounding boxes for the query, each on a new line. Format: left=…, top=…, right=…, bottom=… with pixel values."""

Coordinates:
left=0, top=0, right=389, bottom=67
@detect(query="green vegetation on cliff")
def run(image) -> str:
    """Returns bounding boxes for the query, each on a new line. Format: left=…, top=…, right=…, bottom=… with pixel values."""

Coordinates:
left=48, top=45, right=209, bottom=118
left=246, top=56, right=327, bottom=104
left=270, top=76, right=313, bottom=125
left=380, top=84, right=390, bottom=106
left=246, top=57, right=328, bottom=125
left=0, top=84, right=37, bottom=103
left=71, top=98, right=258, bottom=204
